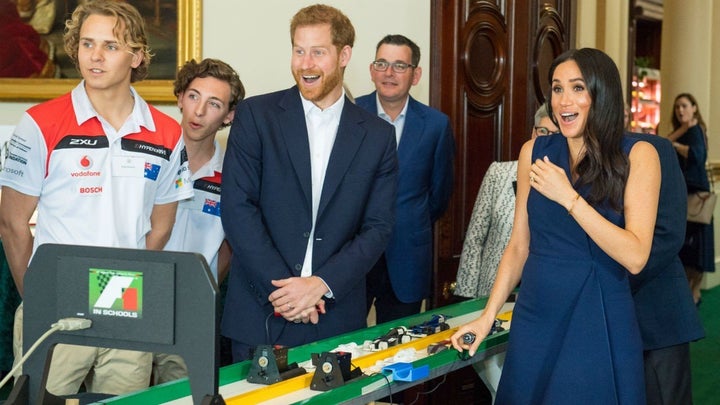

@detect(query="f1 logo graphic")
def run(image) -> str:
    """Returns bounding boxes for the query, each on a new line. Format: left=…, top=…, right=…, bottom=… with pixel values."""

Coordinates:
left=95, top=276, right=137, bottom=310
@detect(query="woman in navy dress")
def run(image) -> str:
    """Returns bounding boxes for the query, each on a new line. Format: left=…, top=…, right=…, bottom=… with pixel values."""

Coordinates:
left=451, top=48, right=661, bottom=404
left=666, top=93, right=714, bottom=305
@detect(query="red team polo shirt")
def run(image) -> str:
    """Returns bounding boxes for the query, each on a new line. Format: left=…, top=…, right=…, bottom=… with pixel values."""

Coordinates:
left=0, top=84, right=193, bottom=255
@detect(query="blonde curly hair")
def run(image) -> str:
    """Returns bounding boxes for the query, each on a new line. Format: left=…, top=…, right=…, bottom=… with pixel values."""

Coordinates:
left=64, top=0, right=152, bottom=83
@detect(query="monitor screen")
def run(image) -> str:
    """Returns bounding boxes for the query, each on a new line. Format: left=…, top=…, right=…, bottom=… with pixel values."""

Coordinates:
left=55, top=254, right=175, bottom=345
left=21, top=244, right=219, bottom=405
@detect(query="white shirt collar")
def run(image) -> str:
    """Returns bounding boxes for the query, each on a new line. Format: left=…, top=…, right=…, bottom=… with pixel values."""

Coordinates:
left=71, top=81, right=155, bottom=134
left=375, top=94, right=408, bottom=147
left=300, top=88, right=346, bottom=118
left=190, top=140, right=224, bottom=181
left=375, top=94, right=409, bottom=123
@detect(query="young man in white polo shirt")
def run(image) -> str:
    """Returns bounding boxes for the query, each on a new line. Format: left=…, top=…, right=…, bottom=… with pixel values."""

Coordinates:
left=153, top=58, right=245, bottom=384
left=0, top=1, right=192, bottom=396
left=166, top=58, right=244, bottom=283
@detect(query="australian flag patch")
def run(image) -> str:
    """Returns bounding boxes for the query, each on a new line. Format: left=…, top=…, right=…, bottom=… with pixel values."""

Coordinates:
left=144, top=162, right=161, bottom=181
left=202, top=198, right=221, bottom=216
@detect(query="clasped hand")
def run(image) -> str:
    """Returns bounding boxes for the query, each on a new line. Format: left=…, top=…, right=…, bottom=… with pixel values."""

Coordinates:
left=529, top=156, right=575, bottom=206
left=268, top=276, right=327, bottom=324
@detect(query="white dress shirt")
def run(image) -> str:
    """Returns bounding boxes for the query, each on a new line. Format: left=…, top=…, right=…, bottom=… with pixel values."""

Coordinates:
left=299, top=91, right=345, bottom=277
left=375, top=94, right=409, bottom=148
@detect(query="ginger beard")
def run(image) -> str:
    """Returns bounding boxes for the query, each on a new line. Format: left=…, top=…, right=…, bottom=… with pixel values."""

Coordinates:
left=293, top=62, right=343, bottom=105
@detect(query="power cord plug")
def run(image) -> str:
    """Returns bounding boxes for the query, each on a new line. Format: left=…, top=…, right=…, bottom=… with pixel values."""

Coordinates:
left=53, top=317, right=92, bottom=331
left=0, top=317, right=92, bottom=390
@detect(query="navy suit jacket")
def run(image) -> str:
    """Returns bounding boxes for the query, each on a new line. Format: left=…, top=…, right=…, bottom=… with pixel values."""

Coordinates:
left=221, top=87, right=398, bottom=347
left=627, top=133, right=704, bottom=350
left=356, top=93, right=455, bottom=302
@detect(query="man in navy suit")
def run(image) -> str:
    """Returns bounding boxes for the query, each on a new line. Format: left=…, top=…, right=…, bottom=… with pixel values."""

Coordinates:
left=356, top=35, right=455, bottom=324
left=220, top=4, right=398, bottom=361
left=627, top=133, right=704, bottom=403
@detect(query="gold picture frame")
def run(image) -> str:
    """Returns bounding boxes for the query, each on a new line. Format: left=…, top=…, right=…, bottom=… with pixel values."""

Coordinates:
left=0, top=0, right=202, bottom=104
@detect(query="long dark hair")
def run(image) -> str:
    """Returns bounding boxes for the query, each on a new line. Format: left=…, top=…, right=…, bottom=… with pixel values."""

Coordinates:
left=671, top=93, right=708, bottom=147
left=546, top=48, right=628, bottom=211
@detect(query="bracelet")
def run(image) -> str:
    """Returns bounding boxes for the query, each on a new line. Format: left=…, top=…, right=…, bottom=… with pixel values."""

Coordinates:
left=567, top=193, right=581, bottom=215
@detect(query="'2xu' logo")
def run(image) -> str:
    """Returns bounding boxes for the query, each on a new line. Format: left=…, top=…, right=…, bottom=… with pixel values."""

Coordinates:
left=89, top=269, right=143, bottom=318
left=70, top=138, right=98, bottom=146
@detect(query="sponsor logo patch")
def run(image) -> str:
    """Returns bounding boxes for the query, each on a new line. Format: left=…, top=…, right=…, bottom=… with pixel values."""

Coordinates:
left=71, top=155, right=101, bottom=177
left=144, top=162, right=160, bottom=181
left=202, top=198, right=221, bottom=216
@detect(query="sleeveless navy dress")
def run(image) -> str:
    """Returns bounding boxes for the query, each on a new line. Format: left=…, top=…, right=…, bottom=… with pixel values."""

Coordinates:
left=495, top=134, right=645, bottom=404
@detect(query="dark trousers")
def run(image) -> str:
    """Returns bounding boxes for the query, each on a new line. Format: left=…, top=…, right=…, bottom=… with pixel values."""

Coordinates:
left=644, top=343, right=693, bottom=405
left=366, top=255, right=422, bottom=325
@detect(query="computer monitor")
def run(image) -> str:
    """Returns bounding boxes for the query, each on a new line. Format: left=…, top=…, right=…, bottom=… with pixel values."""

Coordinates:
left=12, top=243, right=222, bottom=405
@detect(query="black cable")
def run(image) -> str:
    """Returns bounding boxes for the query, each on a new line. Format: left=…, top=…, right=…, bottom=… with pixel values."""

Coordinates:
left=264, top=310, right=289, bottom=346
left=264, top=311, right=273, bottom=344
left=364, top=371, right=394, bottom=405
left=381, top=371, right=394, bottom=405
left=407, top=350, right=467, bottom=405
left=407, top=373, right=448, bottom=405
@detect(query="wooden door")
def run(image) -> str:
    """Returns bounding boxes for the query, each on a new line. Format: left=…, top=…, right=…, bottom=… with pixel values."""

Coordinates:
left=431, top=0, right=573, bottom=309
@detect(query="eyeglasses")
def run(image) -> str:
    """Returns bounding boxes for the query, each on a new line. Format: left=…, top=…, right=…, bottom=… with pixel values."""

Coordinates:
left=371, top=60, right=416, bottom=73
left=534, top=126, right=556, bottom=136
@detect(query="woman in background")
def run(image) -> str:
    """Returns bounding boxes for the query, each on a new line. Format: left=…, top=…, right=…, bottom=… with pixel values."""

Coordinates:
left=666, top=93, right=714, bottom=305
left=451, top=48, right=660, bottom=404
left=455, top=105, right=557, bottom=298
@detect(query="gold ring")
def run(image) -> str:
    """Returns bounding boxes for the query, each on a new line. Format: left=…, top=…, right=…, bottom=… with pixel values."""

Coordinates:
left=530, top=175, right=535, bottom=182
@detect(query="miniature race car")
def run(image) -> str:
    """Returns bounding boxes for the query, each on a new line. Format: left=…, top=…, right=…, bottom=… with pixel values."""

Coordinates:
left=363, top=326, right=412, bottom=351
left=408, top=314, right=451, bottom=337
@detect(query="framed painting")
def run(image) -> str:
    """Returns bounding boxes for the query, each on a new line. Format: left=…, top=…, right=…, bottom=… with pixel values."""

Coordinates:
left=0, top=0, right=202, bottom=103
